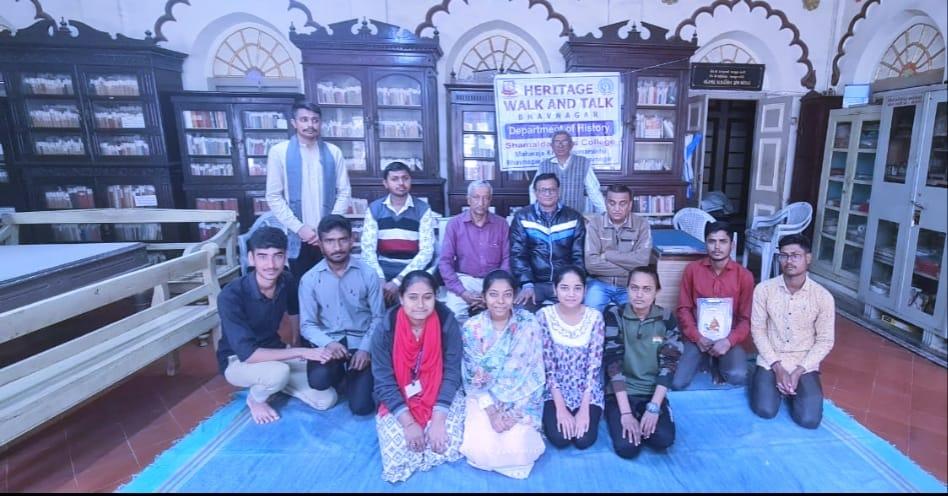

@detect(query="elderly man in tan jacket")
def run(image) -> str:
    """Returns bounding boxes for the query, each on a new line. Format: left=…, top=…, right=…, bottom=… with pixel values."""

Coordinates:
left=583, top=184, right=653, bottom=311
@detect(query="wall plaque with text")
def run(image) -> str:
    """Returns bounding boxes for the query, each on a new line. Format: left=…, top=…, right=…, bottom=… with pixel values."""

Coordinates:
left=690, top=63, right=765, bottom=91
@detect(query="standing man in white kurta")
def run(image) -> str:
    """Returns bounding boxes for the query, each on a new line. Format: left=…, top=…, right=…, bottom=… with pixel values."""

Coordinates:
left=266, top=102, right=351, bottom=282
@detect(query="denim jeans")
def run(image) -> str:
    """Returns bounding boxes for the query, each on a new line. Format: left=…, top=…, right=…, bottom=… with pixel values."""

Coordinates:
left=584, top=278, right=629, bottom=312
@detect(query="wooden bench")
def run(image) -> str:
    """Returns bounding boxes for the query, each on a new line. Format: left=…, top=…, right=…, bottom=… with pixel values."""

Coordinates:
left=0, top=243, right=222, bottom=449
left=0, top=208, right=241, bottom=292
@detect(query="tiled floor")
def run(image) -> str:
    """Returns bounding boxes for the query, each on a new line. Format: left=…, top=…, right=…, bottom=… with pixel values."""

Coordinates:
left=1, top=316, right=945, bottom=491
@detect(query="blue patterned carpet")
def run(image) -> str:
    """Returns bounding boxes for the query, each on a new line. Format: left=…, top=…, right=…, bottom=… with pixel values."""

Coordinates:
left=119, top=379, right=945, bottom=493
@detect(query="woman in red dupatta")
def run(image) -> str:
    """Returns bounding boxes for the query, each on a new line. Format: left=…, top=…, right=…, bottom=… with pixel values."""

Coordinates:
left=371, top=271, right=466, bottom=483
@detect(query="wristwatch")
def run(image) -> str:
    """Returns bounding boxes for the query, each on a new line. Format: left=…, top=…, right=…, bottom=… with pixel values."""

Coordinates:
left=645, top=401, right=661, bottom=414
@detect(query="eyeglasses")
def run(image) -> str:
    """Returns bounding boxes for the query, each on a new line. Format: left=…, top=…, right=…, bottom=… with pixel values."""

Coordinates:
left=777, top=253, right=805, bottom=263
left=552, top=140, right=571, bottom=146
left=537, top=187, right=559, bottom=196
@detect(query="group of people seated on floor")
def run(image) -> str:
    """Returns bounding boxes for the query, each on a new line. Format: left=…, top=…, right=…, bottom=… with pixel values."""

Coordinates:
left=217, top=120, right=836, bottom=483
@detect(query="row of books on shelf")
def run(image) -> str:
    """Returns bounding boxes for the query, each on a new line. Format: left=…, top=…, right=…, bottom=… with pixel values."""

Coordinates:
left=95, top=107, right=146, bottom=128
left=244, top=112, right=287, bottom=130
left=45, top=186, right=96, bottom=209
left=199, top=162, right=250, bottom=179
left=321, top=119, right=425, bottom=139
left=22, top=74, right=141, bottom=96
left=316, top=83, right=363, bottom=106
left=23, top=74, right=74, bottom=95
left=636, top=79, right=677, bottom=106
left=377, top=87, right=421, bottom=107
left=100, top=137, right=150, bottom=156
left=633, top=158, right=671, bottom=171
left=323, top=119, right=364, bottom=138
left=634, top=194, right=675, bottom=214
left=190, top=161, right=234, bottom=177
left=49, top=223, right=162, bottom=242
left=107, top=185, right=158, bottom=208
left=252, top=197, right=270, bottom=215
left=35, top=137, right=84, bottom=155
left=88, top=76, right=140, bottom=97
left=187, top=135, right=231, bottom=155
left=29, top=107, right=81, bottom=128
left=379, top=120, right=423, bottom=139
left=196, top=197, right=239, bottom=211
left=635, top=113, right=675, bottom=139
left=184, top=110, right=228, bottom=129
left=246, top=137, right=283, bottom=156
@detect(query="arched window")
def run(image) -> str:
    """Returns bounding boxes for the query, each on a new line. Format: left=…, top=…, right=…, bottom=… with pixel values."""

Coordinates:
left=873, top=23, right=946, bottom=81
left=210, top=26, right=299, bottom=91
left=456, top=34, right=539, bottom=81
left=698, top=43, right=757, bottom=64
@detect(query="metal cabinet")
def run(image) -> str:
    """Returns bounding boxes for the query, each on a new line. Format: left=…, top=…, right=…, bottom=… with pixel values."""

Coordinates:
left=812, top=105, right=881, bottom=290
left=859, top=86, right=947, bottom=355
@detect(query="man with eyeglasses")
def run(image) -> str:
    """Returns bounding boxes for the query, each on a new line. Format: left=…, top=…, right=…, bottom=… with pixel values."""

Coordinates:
left=510, top=172, right=586, bottom=312
left=529, top=130, right=606, bottom=214
left=750, top=234, right=835, bottom=429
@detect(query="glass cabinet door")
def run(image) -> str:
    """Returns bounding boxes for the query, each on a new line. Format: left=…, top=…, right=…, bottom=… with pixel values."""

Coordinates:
left=376, top=75, right=424, bottom=174
left=814, top=109, right=881, bottom=289
left=316, top=74, right=367, bottom=174
left=461, top=110, right=497, bottom=181
left=925, top=101, right=947, bottom=189
left=241, top=109, right=289, bottom=178
left=868, top=219, right=900, bottom=298
left=633, top=76, right=678, bottom=174
left=883, top=105, right=915, bottom=184
left=904, top=228, right=944, bottom=319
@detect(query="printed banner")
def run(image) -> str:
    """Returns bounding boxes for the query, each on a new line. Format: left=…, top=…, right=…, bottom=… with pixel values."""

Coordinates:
left=493, top=72, right=622, bottom=171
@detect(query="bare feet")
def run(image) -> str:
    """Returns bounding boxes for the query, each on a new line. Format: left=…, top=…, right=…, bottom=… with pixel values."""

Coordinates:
left=247, top=396, right=280, bottom=424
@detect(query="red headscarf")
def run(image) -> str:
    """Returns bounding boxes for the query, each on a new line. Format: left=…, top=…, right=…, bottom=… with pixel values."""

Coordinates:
left=380, top=307, right=443, bottom=427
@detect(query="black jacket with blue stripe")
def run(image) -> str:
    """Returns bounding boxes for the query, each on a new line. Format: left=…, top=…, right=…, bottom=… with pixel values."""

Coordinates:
left=509, top=202, right=586, bottom=287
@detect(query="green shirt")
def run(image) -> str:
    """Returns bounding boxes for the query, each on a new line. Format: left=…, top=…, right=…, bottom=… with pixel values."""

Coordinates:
left=612, top=304, right=682, bottom=397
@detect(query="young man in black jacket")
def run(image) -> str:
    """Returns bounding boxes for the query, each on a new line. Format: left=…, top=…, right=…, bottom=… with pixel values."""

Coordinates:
left=509, top=172, right=586, bottom=312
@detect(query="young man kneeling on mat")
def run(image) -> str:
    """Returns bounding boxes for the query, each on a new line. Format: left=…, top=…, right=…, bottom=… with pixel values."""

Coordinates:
left=216, top=227, right=338, bottom=424
left=750, top=234, right=835, bottom=429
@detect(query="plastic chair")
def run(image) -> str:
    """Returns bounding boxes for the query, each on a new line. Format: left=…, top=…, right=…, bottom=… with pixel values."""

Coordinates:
left=742, top=202, right=814, bottom=280
left=238, top=212, right=289, bottom=275
left=673, top=207, right=716, bottom=241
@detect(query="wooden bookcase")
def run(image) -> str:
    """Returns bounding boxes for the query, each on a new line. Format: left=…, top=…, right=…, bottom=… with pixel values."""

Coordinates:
left=0, top=19, right=185, bottom=242
left=290, top=18, right=445, bottom=214
left=169, top=91, right=302, bottom=239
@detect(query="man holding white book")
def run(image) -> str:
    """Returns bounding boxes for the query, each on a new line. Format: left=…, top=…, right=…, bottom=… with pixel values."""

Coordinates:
left=672, top=221, right=754, bottom=390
